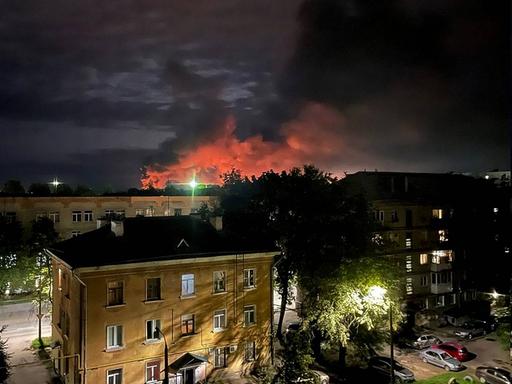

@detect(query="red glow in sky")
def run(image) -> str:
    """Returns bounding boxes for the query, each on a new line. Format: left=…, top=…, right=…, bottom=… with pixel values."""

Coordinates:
left=141, top=103, right=346, bottom=188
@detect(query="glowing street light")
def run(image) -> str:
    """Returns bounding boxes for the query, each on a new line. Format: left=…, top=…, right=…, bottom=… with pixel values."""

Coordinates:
left=188, top=179, right=198, bottom=189
left=49, top=177, right=63, bottom=188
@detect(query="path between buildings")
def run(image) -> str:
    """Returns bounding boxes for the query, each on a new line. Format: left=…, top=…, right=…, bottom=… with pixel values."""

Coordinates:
left=0, top=302, right=52, bottom=384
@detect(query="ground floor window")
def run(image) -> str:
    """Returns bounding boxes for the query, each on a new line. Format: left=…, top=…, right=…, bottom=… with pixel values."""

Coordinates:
left=146, top=361, right=160, bottom=383
left=436, top=295, right=445, bottom=307
left=244, top=341, right=256, bottom=362
left=107, top=368, right=122, bottom=384
left=214, top=347, right=226, bottom=368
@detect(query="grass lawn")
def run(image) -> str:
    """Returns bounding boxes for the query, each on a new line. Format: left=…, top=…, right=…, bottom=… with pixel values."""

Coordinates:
left=31, top=336, right=52, bottom=350
left=415, top=371, right=477, bottom=384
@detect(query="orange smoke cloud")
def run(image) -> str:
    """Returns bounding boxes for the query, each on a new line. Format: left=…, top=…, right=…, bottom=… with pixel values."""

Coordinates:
left=141, top=103, right=345, bottom=188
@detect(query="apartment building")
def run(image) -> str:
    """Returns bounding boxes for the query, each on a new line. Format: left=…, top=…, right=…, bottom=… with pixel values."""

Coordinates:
left=0, top=195, right=218, bottom=239
left=46, top=216, right=277, bottom=384
left=341, top=171, right=506, bottom=314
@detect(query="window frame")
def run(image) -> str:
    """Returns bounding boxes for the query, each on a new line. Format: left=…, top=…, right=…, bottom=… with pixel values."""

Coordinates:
left=106, top=325, right=123, bottom=350
left=243, top=268, right=255, bottom=289
left=72, top=211, right=82, bottom=223
left=213, top=309, right=226, bottom=332
left=145, top=361, right=161, bottom=384
left=213, top=271, right=226, bottom=293
left=181, top=273, right=195, bottom=297
left=243, top=305, right=256, bottom=326
left=83, top=210, right=94, bottom=222
left=213, top=347, right=226, bottom=368
left=107, top=368, right=123, bottom=384
left=107, top=280, right=124, bottom=307
left=181, top=314, right=195, bottom=336
left=145, top=319, right=162, bottom=343
left=145, top=277, right=161, bottom=301
left=244, top=341, right=256, bottom=362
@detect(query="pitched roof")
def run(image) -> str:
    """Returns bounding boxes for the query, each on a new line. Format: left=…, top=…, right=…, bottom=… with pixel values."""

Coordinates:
left=49, top=216, right=276, bottom=269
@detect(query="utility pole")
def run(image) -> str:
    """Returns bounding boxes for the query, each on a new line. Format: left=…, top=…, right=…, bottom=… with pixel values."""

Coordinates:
left=156, top=327, right=169, bottom=384
left=389, top=305, right=394, bottom=384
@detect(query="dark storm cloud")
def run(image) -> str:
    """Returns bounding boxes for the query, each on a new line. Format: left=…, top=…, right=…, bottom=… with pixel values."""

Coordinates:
left=276, top=0, right=509, bottom=172
left=0, top=0, right=508, bottom=188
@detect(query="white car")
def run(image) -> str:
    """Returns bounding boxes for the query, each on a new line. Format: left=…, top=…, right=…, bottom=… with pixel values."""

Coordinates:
left=413, top=334, right=442, bottom=349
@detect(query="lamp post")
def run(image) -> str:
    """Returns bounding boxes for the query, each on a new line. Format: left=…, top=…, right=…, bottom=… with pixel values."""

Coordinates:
left=367, top=286, right=394, bottom=384
left=156, top=327, right=169, bottom=384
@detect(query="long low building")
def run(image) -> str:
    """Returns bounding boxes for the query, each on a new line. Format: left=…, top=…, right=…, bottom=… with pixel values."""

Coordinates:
left=46, top=216, right=277, bottom=384
left=0, top=195, right=218, bottom=239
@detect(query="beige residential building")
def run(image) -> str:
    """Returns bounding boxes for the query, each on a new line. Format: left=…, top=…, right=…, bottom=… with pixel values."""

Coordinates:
left=0, top=195, right=218, bottom=239
left=47, top=216, right=277, bottom=384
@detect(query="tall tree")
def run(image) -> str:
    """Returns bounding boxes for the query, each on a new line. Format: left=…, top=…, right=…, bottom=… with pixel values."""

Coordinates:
left=28, top=183, right=51, bottom=196
left=220, top=165, right=374, bottom=340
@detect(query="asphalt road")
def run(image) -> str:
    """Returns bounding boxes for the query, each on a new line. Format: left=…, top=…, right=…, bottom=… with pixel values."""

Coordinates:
left=0, top=302, right=52, bottom=384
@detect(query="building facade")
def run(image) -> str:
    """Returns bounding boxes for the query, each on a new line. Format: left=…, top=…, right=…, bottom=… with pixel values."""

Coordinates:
left=47, top=217, right=277, bottom=384
left=0, top=195, right=217, bottom=239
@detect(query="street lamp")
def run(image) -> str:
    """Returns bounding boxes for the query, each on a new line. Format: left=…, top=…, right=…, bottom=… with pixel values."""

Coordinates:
left=155, top=327, right=169, bottom=384
left=367, top=286, right=395, bottom=384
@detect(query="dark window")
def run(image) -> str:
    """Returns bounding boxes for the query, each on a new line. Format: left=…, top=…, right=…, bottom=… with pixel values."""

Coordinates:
left=181, top=314, right=195, bottom=335
left=107, top=281, right=124, bottom=306
left=146, top=278, right=161, bottom=301
left=405, top=209, right=412, bottom=227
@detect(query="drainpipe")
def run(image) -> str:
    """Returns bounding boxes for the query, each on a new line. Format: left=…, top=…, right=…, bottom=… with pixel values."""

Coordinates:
left=73, top=272, right=87, bottom=384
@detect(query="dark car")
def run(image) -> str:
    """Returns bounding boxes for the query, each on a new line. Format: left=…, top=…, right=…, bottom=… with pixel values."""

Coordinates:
left=475, top=366, right=511, bottom=384
left=476, top=317, right=498, bottom=333
left=432, top=341, right=470, bottom=361
left=454, top=320, right=486, bottom=339
left=368, top=356, right=415, bottom=383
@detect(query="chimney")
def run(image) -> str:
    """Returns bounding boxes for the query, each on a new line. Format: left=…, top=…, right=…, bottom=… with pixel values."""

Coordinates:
left=209, top=216, right=223, bottom=231
left=111, top=220, right=124, bottom=237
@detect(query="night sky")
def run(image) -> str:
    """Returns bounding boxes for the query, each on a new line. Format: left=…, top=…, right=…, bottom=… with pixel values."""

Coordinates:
left=1, top=0, right=509, bottom=189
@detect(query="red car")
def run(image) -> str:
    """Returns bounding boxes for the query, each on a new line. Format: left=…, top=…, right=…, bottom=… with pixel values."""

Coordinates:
left=432, top=341, right=470, bottom=361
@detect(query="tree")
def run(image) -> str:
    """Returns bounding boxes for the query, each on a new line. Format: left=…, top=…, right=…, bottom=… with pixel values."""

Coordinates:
left=28, top=183, right=51, bottom=196
left=0, top=217, right=24, bottom=294
left=2, top=180, right=25, bottom=195
left=301, top=257, right=404, bottom=367
left=54, top=184, right=74, bottom=196
left=220, top=165, right=375, bottom=340
left=74, top=184, right=94, bottom=196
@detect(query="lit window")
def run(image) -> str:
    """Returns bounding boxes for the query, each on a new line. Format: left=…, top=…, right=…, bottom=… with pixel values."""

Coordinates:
left=146, top=361, right=160, bottom=384
left=72, top=211, right=82, bottom=222
left=71, top=230, right=80, bottom=237
left=146, top=278, right=161, bottom=301
left=432, top=255, right=440, bottom=264
left=135, top=208, right=144, bottom=217
left=406, top=278, right=413, bottom=295
left=432, top=209, right=443, bottom=219
left=181, top=314, right=195, bottom=336
left=106, top=325, right=123, bottom=349
left=244, top=305, right=256, bottom=326
left=145, top=207, right=154, bottom=217
left=107, top=368, right=122, bottom=384
left=213, top=309, right=226, bottom=331
left=405, top=255, right=412, bottom=273
left=146, top=319, right=161, bottom=342
left=58, top=268, right=62, bottom=290
left=405, top=233, right=412, bottom=249
left=49, top=211, right=60, bottom=223
left=213, top=271, right=226, bottom=293
left=214, top=347, right=226, bottom=368
left=493, top=207, right=499, bottom=213
left=83, top=211, right=93, bottom=222
left=244, top=341, right=256, bottom=362
left=181, top=274, right=195, bottom=296
left=107, top=281, right=124, bottom=306
left=438, top=230, right=448, bottom=242
left=420, top=253, right=428, bottom=265
left=243, top=269, right=255, bottom=289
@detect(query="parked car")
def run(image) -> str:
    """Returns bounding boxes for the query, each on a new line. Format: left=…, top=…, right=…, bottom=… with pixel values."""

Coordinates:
left=420, top=347, right=463, bottom=371
left=293, top=369, right=330, bottom=384
left=455, top=320, right=486, bottom=339
left=476, top=317, right=498, bottom=333
left=368, top=356, right=415, bottom=383
left=432, top=341, right=470, bottom=361
left=413, top=334, right=442, bottom=349
left=475, top=366, right=511, bottom=384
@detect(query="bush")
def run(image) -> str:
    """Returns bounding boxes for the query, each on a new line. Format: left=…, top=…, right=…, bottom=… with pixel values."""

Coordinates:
left=0, top=326, right=10, bottom=383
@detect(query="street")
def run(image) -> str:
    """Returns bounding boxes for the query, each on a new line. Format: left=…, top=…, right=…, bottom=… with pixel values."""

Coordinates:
left=0, top=302, right=52, bottom=384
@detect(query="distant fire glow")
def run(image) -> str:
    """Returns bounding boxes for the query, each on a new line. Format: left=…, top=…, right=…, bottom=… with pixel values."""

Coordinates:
left=141, top=103, right=346, bottom=188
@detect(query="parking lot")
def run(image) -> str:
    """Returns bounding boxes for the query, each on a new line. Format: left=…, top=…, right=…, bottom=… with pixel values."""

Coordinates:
left=393, top=327, right=510, bottom=380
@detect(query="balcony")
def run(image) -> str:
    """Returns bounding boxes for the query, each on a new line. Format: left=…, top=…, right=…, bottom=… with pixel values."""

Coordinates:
left=430, top=262, right=452, bottom=272
left=431, top=283, right=452, bottom=294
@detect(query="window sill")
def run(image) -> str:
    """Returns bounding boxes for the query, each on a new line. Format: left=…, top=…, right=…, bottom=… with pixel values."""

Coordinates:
left=180, top=294, right=196, bottom=300
left=243, top=323, right=257, bottom=328
left=105, top=304, right=126, bottom=309
left=144, top=299, right=164, bottom=304
left=212, top=291, right=228, bottom=296
left=212, top=328, right=226, bottom=333
left=180, top=333, right=197, bottom=339
left=105, top=346, right=125, bottom=352
left=243, top=286, right=256, bottom=291
left=143, top=339, right=162, bottom=345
